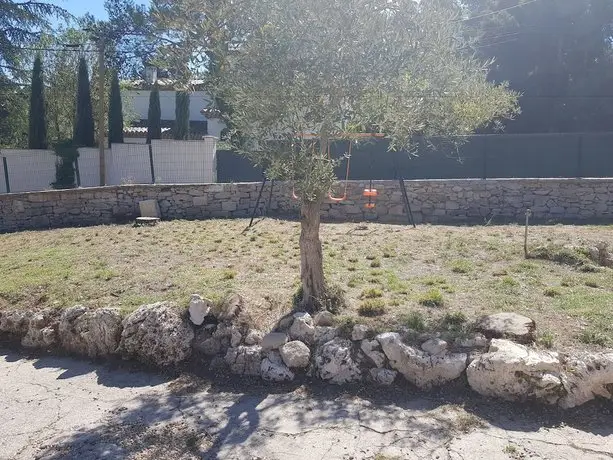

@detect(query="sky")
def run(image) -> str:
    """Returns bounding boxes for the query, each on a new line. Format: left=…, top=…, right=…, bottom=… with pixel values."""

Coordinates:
left=48, top=0, right=149, bottom=21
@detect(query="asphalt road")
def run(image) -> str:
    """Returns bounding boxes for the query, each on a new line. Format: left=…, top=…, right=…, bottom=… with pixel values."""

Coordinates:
left=1, top=349, right=612, bottom=460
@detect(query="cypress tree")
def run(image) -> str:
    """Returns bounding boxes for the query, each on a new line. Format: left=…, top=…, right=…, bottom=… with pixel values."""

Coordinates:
left=74, top=57, right=95, bottom=147
left=108, top=70, right=124, bottom=147
left=146, top=84, right=162, bottom=144
left=28, top=55, right=47, bottom=149
left=174, top=91, right=190, bottom=140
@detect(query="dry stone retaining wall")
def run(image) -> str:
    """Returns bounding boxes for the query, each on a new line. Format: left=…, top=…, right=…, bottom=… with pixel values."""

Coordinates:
left=2, top=178, right=613, bottom=232
left=1, top=300, right=612, bottom=410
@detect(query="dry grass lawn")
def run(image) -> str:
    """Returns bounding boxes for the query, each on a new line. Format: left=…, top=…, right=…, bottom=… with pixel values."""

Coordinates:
left=1, top=218, right=612, bottom=350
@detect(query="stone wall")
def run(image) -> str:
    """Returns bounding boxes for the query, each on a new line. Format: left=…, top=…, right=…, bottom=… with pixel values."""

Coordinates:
left=2, top=178, right=613, bottom=232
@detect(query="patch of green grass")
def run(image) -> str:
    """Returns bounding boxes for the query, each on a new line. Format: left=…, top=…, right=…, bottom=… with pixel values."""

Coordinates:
left=578, top=329, right=611, bottom=347
left=221, top=270, right=237, bottom=280
left=442, top=311, right=467, bottom=327
left=422, top=276, right=448, bottom=286
left=543, top=287, right=562, bottom=298
left=399, top=311, right=426, bottom=332
left=531, top=245, right=591, bottom=267
left=366, top=255, right=377, bottom=261
left=418, top=288, right=444, bottom=307
left=585, top=280, right=600, bottom=288
left=538, top=331, right=555, bottom=349
left=361, top=288, right=383, bottom=299
left=370, top=259, right=382, bottom=268
left=450, top=259, right=473, bottom=274
left=384, top=272, right=410, bottom=294
left=358, top=299, right=387, bottom=317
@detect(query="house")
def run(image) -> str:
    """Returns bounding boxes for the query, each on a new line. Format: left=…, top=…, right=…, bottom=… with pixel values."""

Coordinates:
left=121, top=79, right=226, bottom=143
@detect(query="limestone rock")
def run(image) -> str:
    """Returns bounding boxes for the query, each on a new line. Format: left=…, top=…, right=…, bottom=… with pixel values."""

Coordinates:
left=280, top=340, right=311, bottom=368
left=192, top=327, right=218, bottom=356
left=289, top=312, right=315, bottom=344
left=466, top=339, right=564, bottom=405
left=314, top=326, right=338, bottom=344
left=370, top=368, right=397, bottom=386
left=377, top=332, right=467, bottom=389
left=262, top=332, right=288, bottom=350
left=261, top=351, right=295, bottom=382
left=21, top=309, right=59, bottom=349
left=225, top=346, right=262, bottom=376
left=276, top=315, right=294, bottom=332
left=315, top=338, right=362, bottom=384
left=0, top=309, right=30, bottom=337
left=455, top=333, right=488, bottom=349
left=421, top=338, right=448, bottom=356
left=361, top=339, right=386, bottom=368
left=314, top=311, right=334, bottom=327
left=559, top=353, right=613, bottom=409
left=475, top=312, right=536, bottom=344
left=245, top=329, right=264, bottom=345
left=189, top=294, right=212, bottom=326
left=118, top=302, right=194, bottom=367
left=216, top=293, right=243, bottom=322
left=212, top=323, right=242, bottom=353
left=352, top=324, right=369, bottom=341
left=59, top=306, right=122, bottom=358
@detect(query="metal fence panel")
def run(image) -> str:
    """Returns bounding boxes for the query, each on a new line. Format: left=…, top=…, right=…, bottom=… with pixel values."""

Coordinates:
left=152, top=138, right=217, bottom=184
left=76, top=147, right=101, bottom=187
left=2, top=149, right=57, bottom=193
left=106, top=144, right=151, bottom=185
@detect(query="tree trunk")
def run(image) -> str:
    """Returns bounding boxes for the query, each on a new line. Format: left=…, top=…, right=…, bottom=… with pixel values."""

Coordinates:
left=299, top=198, right=326, bottom=311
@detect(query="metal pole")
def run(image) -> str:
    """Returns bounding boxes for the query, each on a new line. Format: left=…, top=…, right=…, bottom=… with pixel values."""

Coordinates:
left=2, top=157, right=9, bottom=193
left=97, top=39, right=106, bottom=186
left=74, top=156, right=81, bottom=187
left=248, top=178, right=268, bottom=228
left=148, top=144, right=156, bottom=183
left=399, top=177, right=416, bottom=228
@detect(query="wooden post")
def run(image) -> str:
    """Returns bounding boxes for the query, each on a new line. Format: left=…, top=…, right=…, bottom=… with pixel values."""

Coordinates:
left=97, top=39, right=106, bottom=186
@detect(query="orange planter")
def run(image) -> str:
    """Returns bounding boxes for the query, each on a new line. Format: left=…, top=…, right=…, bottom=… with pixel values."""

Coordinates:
left=363, top=189, right=378, bottom=198
left=365, top=203, right=376, bottom=209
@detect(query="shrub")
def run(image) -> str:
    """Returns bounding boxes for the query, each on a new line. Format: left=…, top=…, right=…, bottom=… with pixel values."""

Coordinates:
left=418, top=288, right=444, bottom=307
left=52, top=139, right=78, bottom=189
left=400, top=311, right=426, bottom=331
left=578, top=329, right=611, bottom=347
left=538, top=332, right=555, bottom=349
left=358, top=299, right=386, bottom=317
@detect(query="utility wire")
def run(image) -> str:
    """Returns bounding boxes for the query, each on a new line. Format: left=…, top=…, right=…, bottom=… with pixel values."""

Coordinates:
left=457, top=0, right=542, bottom=22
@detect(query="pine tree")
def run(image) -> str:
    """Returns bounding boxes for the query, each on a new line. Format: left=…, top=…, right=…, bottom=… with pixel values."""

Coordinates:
left=108, top=70, right=124, bottom=146
left=28, top=55, right=47, bottom=149
left=146, top=84, right=161, bottom=143
left=174, top=91, right=190, bottom=140
left=73, top=57, right=95, bottom=147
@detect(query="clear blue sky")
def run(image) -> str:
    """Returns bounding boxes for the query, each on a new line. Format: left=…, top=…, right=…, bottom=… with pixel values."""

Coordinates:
left=48, top=0, right=149, bottom=21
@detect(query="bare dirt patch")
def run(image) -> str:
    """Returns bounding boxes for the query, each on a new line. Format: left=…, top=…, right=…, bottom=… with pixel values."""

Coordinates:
left=1, top=219, right=612, bottom=350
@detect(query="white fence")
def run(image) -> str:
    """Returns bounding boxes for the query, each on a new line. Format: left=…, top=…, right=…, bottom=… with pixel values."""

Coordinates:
left=1, top=149, right=57, bottom=193
left=0, top=137, right=218, bottom=193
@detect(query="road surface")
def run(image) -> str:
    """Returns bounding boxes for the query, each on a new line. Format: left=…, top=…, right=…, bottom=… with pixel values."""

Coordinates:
left=1, top=348, right=612, bottom=459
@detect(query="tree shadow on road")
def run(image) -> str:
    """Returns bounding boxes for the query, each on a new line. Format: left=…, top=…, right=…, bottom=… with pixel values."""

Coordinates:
left=10, top=352, right=612, bottom=459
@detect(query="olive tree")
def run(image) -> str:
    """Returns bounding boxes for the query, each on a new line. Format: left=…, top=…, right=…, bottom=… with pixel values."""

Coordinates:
left=159, top=0, right=519, bottom=310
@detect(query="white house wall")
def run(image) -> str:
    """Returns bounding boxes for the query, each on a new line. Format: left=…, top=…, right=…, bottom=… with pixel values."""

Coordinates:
left=123, top=90, right=226, bottom=138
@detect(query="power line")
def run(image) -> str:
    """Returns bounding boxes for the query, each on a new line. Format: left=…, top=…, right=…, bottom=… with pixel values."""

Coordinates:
left=457, top=0, right=542, bottom=23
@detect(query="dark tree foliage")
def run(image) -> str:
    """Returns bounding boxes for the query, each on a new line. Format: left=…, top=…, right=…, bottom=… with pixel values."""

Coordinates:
left=174, top=90, right=190, bottom=140
left=52, top=139, right=78, bottom=189
left=466, top=0, right=613, bottom=133
left=74, top=57, right=96, bottom=147
left=146, top=84, right=161, bottom=143
left=0, top=0, right=68, bottom=77
left=108, top=70, right=124, bottom=146
left=28, top=55, right=47, bottom=149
